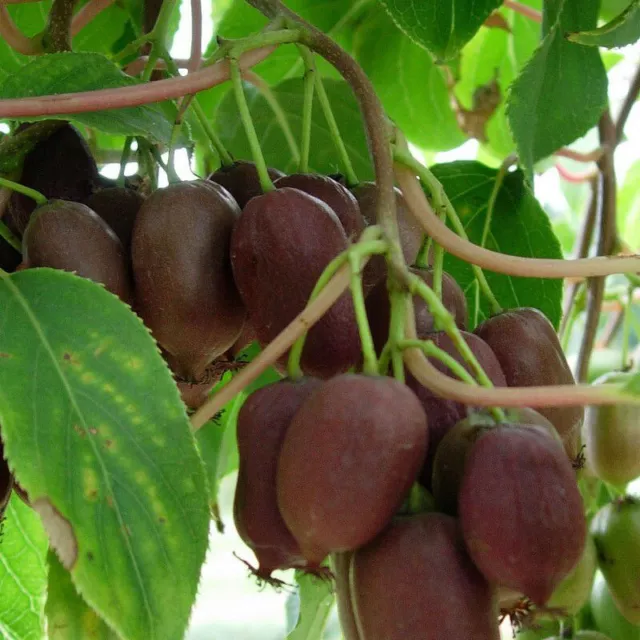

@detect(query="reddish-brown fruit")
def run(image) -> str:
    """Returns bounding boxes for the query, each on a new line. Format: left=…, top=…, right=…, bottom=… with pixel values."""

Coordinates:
left=459, top=424, right=587, bottom=605
left=432, top=408, right=559, bottom=516
left=208, top=160, right=285, bottom=208
left=22, top=200, right=133, bottom=304
left=132, top=180, right=245, bottom=381
left=274, top=173, right=365, bottom=241
left=277, top=374, right=428, bottom=564
left=406, top=331, right=506, bottom=488
left=83, top=187, right=145, bottom=254
left=7, top=124, right=100, bottom=234
left=366, top=266, right=467, bottom=354
left=234, top=378, right=322, bottom=578
left=474, top=308, right=583, bottom=458
left=230, top=188, right=360, bottom=378
left=351, top=512, right=500, bottom=640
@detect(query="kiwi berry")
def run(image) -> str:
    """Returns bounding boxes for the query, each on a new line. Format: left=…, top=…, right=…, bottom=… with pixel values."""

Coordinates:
left=276, top=374, right=428, bottom=564
left=274, top=173, right=365, bottom=241
left=230, top=187, right=360, bottom=378
left=22, top=200, right=133, bottom=304
left=234, top=378, right=322, bottom=580
left=351, top=512, right=500, bottom=639
left=132, top=180, right=245, bottom=381
left=208, top=160, right=284, bottom=208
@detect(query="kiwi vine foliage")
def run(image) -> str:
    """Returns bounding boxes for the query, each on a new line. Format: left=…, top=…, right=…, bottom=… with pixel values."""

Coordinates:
left=0, top=0, right=638, bottom=638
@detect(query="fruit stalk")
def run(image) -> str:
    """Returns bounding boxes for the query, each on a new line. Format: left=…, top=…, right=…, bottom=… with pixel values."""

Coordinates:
left=0, top=177, right=47, bottom=207
left=394, top=161, right=640, bottom=278
left=297, top=45, right=316, bottom=173
left=0, top=220, right=21, bottom=253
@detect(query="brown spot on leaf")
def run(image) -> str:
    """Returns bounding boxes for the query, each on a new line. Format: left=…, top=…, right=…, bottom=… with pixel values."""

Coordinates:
left=62, top=352, right=80, bottom=366
left=33, top=498, right=78, bottom=570
left=104, top=439, right=113, bottom=448
left=88, top=427, right=98, bottom=436
left=87, top=551, right=94, bottom=561
left=0, top=353, right=11, bottom=359
left=106, top=495, right=114, bottom=508
left=73, top=424, right=86, bottom=438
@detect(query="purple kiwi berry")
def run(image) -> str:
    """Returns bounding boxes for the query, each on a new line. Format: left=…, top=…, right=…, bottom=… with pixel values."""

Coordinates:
left=474, top=308, right=583, bottom=459
left=132, top=180, right=245, bottom=381
left=22, top=200, right=133, bottom=304
left=276, top=374, right=428, bottom=564
left=230, top=187, right=360, bottom=378
left=208, top=160, right=285, bottom=208
left=459, top=423, right=587, bottom=605
left=274, top=173, right=365, bottom=241
left=351, top=512, right=500, bottom=640
left=234, top=378, right=322, bottom=580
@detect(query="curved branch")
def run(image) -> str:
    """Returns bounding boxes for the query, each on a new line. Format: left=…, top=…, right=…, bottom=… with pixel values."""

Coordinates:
left=555, top=147, right=604, bottom=163
left=0, top=45, right=277, bottom=118
left=394, top=163, right=640, bottom=279
left=0, top=5, right=43, bottom=54
left=504, top=0, right=541, bottom=22
left=188, top=0, right=202, bottom=73
left=70, top=0, right=115, bottom=36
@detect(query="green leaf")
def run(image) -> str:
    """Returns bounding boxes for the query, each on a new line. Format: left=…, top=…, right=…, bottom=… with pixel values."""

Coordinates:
left=0, top=495, right=48, bottom=640
left=46, top=551, right=117, bottom=639
left=431, top=161, right=564, bottom=328
left=377, top=0, right=503, bottom=61
left=0, top=269, right=210, bottom=640
left=72, top=2, right=135, bottom=56
left=456, top=0, right=542, bottom=158
left=618, top=159, right=640, bottom=250
left=216, top=77, right=373, bottom=179
left=0, top=53, right=178, bottom=145
left=623, top=371, right=640, bottom=396
left=352, top=8, right=465, bottom=151
left=287, top=571, right=335, bottom=640
left=567, top=0, right=640, bottom=48
left=506, top=0, right=608, bottom=172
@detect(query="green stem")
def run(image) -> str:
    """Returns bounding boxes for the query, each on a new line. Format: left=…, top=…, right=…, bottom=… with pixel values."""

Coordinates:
left=229, top=56, right=274, bottom=194
left=138, top=139, right=158, bottom=191
left=398, top=339, right=478, bottom=386
left=414, top=235, right=431, bottom=269
left=394, top=149, right=502, bottom=315
left=312, top=58, right=358, bottom=186
left=287, top=252, right=350, bottom=379
left=621, top=285, right=635, bottom=369
left=0, top=177, right=46, bottom=206
left=561, top=285, right=585, bottom=352
left=407, top=272, right=495, bottom=388
left=117, top=137, right=134, bottom=188
left=481, top=154, right=515, bottom=248
left=149, top=0, right=179, bottom=45
left=204, top=28, right=303, bottom=66
left=431, top=207, right=446, bottom=329
left=388, top=289, right=407, bottom=383
left=112, top=34, right=152, bottom=63
left=298, top=45, right=315, bottom=173
left=0, top=220, right=21, bottom=253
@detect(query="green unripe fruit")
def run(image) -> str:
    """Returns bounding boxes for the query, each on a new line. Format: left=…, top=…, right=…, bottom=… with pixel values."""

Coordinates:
left=590, top=571, right=640, bottom=640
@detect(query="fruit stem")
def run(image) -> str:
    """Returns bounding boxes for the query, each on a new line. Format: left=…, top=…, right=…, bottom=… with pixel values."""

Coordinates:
left=394, top=150, right=502, bottom=313
left=388, top=289, right=407, bottom=382
left=414, top=235, right=431, bottom=269
left=297, top=44, right=316, bottom=173
left=229, top=56, right=275, bottom=194
left=0, top=220, right=21, bottom=253
left=117, top=137, right=134, bottom=188
left=481, top=154, right=516, bottom=249
left=621, top=284, right=635, bottom=369
left=394, top=155, right=640, bottom=278
left=407, top=272, right=497, bottom=390
left=0, top=176, right=47, bottom=207
left=287, top=252, right=350, bottom=379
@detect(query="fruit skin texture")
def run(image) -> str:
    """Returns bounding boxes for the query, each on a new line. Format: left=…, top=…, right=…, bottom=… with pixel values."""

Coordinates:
left=432, top=408, right=558, bottom=516
left=8, top=124, right=100, bottom=234
left=407, top=331, right=506, bottom=488
left=583, top=371, right=640, bottom=486
left=590, top=571, right=640, bottom=640
left=591, top=496, right=640, bottom=624
left=459, top=424, right=587, bottom=605
left=474, top=307, right=583, bottom=458
left=277, top=374, right=428, bottom=564
left=365, top=266, right=467, bottom=355
left=132, top=180, right=245, bottom=381
left=234, top=378, right=321, bottom=578
left=231, top=188, right=360, bottom=378
left=274, top=173, right=365, bottom=241
left=83, top=187, right=145, bottom=254
left=22, top=200, right=133, bottom=304
left=350, top=512, right=499, bottom=640
left=208, top=160, right=284, bottom=208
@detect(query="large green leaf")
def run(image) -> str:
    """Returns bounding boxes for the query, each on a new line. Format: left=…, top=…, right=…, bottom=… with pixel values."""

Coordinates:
left=72, top=1, right=135, bottom=56
left=352, top=8, right=465, bottom=151
left=0, top=53, right=178, bottom=144
left=287, top=571, right=335, bottom=640
left=216, top=77, right=373, bottom=178
left=567, top=0, right=640, bottom=48
left=46, top=551, right=117, bottom=639
left=0, top=496, right=48, bottom=640
left=506, top=0, right=608, bottom=172
left=0, top=269, right=210, bottom=640
left=455, top=0, right=542, bottom=159
left=377, top=0, right=503, bottom=61
left=432, top=161, right=564, bottom=328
